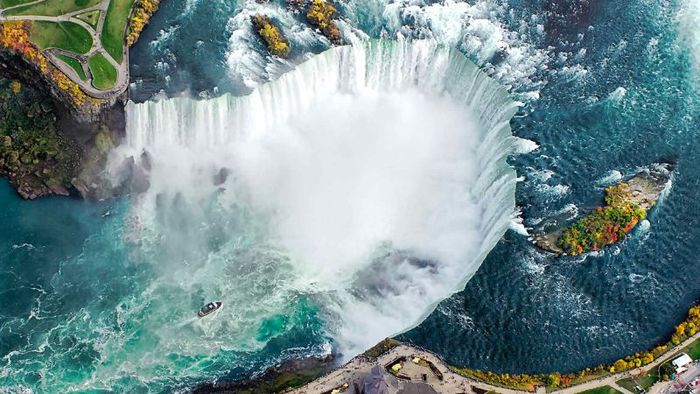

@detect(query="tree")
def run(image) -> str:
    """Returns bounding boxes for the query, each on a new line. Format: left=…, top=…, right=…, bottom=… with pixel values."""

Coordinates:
left=9, top=80, right=21, bottom=94
left=613, top=359, right=628, bottom=372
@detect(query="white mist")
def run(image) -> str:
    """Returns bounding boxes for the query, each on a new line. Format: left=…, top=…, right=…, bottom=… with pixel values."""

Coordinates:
left=111, top=40, right=519, bottom=363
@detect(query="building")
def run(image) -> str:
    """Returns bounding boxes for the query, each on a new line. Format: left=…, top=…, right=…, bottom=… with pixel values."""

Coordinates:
left=672, top=353, right=693, bottom=373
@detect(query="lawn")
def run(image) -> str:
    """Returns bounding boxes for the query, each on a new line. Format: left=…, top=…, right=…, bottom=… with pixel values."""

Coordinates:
left=75, top=9, right=100, bottom=28
left=685, top=337, right=700, bottom=360
left=4, top=0, right=102, bottom=16
left=101, top=0, right=135, bottom=64
left=55, top=54, right=87, bottom=80
left=578, top=386, right=623, bottom=394
left=30, top=21, right=92, bottom=54
left=88, top=53, right=116, bottom=90
left=0, top=0, right=35, bottom=8
left=617, top=374, right=659, bottom=394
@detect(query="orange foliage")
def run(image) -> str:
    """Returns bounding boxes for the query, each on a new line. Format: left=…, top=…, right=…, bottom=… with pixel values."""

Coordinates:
left=456, top=304, right=700, bottom=391
left=127, top=0, right=162, bottom=46
left=0, top=22, right=96, bottom=106
left=306, top=0, right=342, bottom=44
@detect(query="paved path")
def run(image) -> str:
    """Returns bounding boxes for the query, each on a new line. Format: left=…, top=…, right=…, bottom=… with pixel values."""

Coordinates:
left=0, top=0, right=130, bottom=99
left=552, top=331, right=700, bottom=394
left=611, top=382, right=635, bottom=394
left=291, top=344, right=532, bottom=394
left=292, top=331, right=700, bottom=394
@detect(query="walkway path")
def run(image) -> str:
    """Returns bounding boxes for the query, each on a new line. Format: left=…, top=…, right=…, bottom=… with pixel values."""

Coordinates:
left=291, top=344, right=531, bottom=394
left=611, top=382, right=635, bottom=394
left=0, top=0, right=130, bottom=99
left=291, top=331, right=700, bottom=394
left=553, top=332, right=700, bottom=394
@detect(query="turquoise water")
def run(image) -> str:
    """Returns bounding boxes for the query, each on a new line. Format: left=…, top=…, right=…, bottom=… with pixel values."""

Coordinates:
left=0, top=174, right=331, bottom=392
left=2, top=0, right=700, bottom=392
left=0, top=180, right=327, bottom=391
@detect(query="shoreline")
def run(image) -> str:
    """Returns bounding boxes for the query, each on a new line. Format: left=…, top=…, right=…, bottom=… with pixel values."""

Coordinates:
left=208, top=303, right=700, bottom=393
left=534, top=163, right=673, bottom=256
left=0, top=0, right=161, bottom=200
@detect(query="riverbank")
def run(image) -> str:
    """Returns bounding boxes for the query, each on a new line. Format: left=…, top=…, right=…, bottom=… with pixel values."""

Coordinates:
left=279, top=333, right=700, bottom=394
left=0, top=0, right=161, bottom=200
left=206, top=304, right=700, bottom=393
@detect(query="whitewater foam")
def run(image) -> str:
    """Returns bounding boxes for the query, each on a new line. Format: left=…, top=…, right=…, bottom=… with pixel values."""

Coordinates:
left=596, top=170, right=623, bottom=186
left=226, top=0, right=550, bottom=96
left=110, top=40, right=519, bottom=384
left=680, top=0, right=700, bottom=76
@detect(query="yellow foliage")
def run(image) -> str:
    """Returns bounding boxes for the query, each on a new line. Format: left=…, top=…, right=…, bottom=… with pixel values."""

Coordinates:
left=306, top=0, right=341, bottom=43
left=127, top=0, right=162, bottom=46
left=690, top=306, right=700, bottom=318
left=252, top=14, right=290, bottom=57
left=452, top=303, right=700, bottom=392
left=10, top=80, right=21, bottom=94
left=0, top=21, right=97, bottom=107
left=613, top=359, right=628, bottom=372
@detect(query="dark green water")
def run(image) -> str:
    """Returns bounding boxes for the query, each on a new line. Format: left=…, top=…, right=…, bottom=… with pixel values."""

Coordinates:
left=1, top=0, right=699, bottom=392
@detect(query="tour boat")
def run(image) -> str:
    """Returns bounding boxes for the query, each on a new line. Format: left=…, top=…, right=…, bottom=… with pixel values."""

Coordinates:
left=197, top=301, right=222, bottom=318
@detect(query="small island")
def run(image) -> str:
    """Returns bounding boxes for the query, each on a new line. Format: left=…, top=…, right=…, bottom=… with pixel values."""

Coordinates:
left=252, top=14, right=290, bottom=58
left=253, top=0, right=343, bottom=59
left=535, top=163, right=673, bottom=256
left=306, top=0, right=342, bottom=44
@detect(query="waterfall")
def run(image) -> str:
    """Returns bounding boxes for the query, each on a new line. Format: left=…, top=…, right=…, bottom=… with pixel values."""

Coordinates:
left=681, top=0, right=700, bottom=77
left=113, top=39, right=521, bottom=359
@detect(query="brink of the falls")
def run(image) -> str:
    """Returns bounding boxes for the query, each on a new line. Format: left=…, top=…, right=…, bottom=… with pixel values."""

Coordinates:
left=109, top=39, right=521, bottom=371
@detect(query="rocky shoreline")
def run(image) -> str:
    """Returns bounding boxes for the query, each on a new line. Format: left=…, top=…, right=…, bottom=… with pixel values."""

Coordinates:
left=0, top=0, right=161, bottom=200
left=200, top=301, right=700, bottom=394
left=0, top=70, right=124, bottom=200
left=193, top=355, right=336, bottom=394
left=534, top=163, right=673, bottom=255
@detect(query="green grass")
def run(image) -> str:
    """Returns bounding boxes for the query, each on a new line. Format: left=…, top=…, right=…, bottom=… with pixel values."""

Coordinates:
left=75, top=9, right=100, bottom=29
left=30, top=21, right=92, bottom=54
left=685, top=337, right=700, bottom=360
left=4, top=0, right=102, bottom=16
left=101, top=0, right=135, bottom=64
left=617, top=374, right=659, bottom=394
left=88, top=53, right=116, bottom=90
left=0, top=0, right=36, bottom=8
left=577, top=385, right=624, bottom=394
left=55, top=54, right=86, bottom=80
left=363, top=338, right=401, bottom=359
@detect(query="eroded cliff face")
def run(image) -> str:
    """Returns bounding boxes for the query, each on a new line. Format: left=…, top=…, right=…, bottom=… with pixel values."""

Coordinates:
left=0, top=50, right=126, bottom=200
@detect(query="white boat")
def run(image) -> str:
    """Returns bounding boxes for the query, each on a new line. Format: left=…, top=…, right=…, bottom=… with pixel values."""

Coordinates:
left=197, top=301, right=222, bottom=318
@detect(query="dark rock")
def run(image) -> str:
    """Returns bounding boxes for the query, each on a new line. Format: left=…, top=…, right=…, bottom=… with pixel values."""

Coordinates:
left=0, top=49, right=128, bottom=201
left=48, top=183, right=70, bottom=196
left=213, top=167, right=230, bottom=186
left=534, top=162, right=673, bottom=255
left=193, top=354, right=335, bottom=394
left=140, top=150, right=152, bottom=171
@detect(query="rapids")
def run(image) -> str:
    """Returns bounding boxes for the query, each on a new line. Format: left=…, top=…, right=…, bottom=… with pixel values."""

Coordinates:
left=3, top=0, right=700, bottom=392
left=113, top=39, right=521, bottom=362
